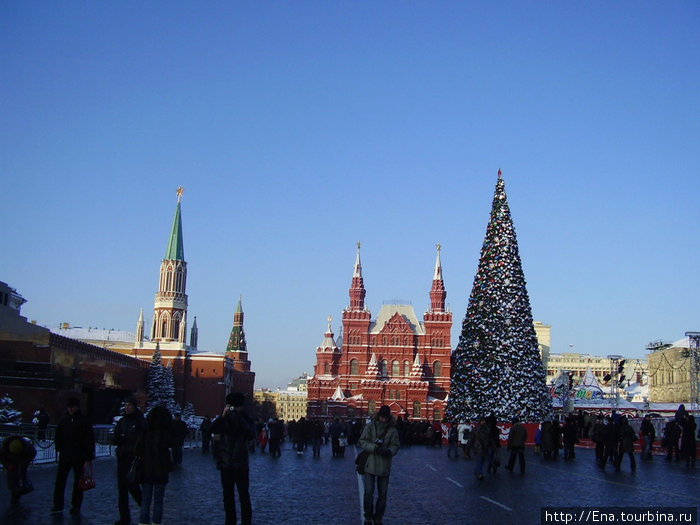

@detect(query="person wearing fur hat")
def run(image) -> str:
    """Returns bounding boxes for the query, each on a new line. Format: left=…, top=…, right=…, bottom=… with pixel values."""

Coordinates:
left=210, top=391, right=256, bottom=525
left=359, top=405, right=400, bottom=525
left=0, top=435, right=36, bottom=505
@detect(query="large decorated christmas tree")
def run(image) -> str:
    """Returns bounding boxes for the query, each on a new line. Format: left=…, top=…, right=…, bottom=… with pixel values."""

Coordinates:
left=446, top=171, right=552, bottom=422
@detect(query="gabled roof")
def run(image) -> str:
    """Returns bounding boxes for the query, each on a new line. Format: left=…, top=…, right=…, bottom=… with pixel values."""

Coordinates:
left=329, top=386, right=345, bottom=401
left=370, top=304, right=424, bottom=335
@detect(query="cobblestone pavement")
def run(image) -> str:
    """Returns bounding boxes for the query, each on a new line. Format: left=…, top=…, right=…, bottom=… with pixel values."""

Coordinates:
left=2, top=443, right=698, bottom=525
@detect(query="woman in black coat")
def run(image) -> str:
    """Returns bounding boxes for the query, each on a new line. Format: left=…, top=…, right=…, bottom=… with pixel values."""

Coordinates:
left=136, top=405, right=173, bottom=525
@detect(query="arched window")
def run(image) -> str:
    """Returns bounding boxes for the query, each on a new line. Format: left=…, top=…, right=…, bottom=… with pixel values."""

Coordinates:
left=403, top=360, right=410, bottom=377
left=176, top=267, right=183, bottom=291
left=433, top=360, right=442, bottom=378
left=368, top=400, right=376, bottom=414
left=433, top=409, right=441, bottom=421
left=392, top=360, right=400, bottom=377
left=413, top=401, right=421, bottom=418
left=166, top=269, right=173, bottom=291
left=350, top=359, right=359, bottom=375
left=380, top=359, right=388, bottom=377
left=161, top=316, right=168, bottom=338
left=324, top=362, right=329, bottom=374
left=172, top=318, right=180, bottom=339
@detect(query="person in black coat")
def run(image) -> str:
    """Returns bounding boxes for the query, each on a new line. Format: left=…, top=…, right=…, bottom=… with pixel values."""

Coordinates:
left=600, top=416, right=619, bottom=471
left=211, top=392, right=256, bottom=525
left=591, top=414, right=608, bottom=466
left=136, top=405, right=173, bottom=525
left=615, top=416, right=637, bottom=472
left=51, top=397, right=95, bottom=516
left=562, top=416, right=578, bottom=460
left=0, top=435, right=36, bottom=505
left=112, top=397, right=145, bottom=525
left=640, top=414, right=655, bottom=460
left=170, top=413, right=188, bottom=466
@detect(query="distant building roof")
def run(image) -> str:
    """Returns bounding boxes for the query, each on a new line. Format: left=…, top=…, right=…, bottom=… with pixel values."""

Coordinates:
left=52, top=326, right=136, bottom=343
left=370, top=304, right=424, bottom=335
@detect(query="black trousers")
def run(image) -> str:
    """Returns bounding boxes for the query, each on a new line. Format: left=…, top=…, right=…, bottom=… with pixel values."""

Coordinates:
left=220, top=468, right=251, bottom=525
left=506, top=446, right=526, bottom=473
left=117, top=456, right=142, bottom=523
left=53, top=459, right=84, bottom=510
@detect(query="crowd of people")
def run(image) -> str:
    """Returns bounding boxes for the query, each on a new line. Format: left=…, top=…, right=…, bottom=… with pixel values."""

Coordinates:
left=1, top=399, right=698, bottom=524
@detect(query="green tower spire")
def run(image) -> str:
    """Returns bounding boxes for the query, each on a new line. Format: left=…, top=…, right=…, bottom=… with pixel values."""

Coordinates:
left=164, top=187, right=185, bottom=261
left=226, top=295, right=247, bottom=353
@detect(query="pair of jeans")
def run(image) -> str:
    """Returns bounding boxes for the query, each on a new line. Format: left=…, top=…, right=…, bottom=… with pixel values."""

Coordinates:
left=117, top=456, right=142, bottom=523
left=220, top=468, right=251, bottom=525
left=53, top=459, right=84, bottom=511
left=474, top=455, right=486, bottom=476
left=363, top=473, right=389, bottom=521
left=140, top=482, right=166, bottom=524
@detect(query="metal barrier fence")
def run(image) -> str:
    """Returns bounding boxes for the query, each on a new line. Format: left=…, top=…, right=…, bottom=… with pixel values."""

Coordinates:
left=0, top=424, right=202, bottom=465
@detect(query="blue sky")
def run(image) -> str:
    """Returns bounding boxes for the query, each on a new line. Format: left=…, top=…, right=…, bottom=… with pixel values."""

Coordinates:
left=2, top=3, right=698, bottom=390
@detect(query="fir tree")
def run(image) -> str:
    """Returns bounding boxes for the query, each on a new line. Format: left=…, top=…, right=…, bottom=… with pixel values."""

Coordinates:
left=447, top=171, right=552, bottom=422
left=163, top=364, right=177, bottom=414
left=146, top=344, right=173, bottom=412
left=0, top=394, right=22, bottom=425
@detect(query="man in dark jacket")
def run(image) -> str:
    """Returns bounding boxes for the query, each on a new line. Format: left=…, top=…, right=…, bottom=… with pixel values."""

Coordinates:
left=591, top=414, right=608, bottom=466
left=51, top=397, right=95, bottom=516
left=211, top=392, right=256, bottom=525
left=615, top=416, right=637, bottom=472
left=640, top=414, right=655, bottom=460
left=171, top=413, right=188, bottom=466
left=112, top=397, right=145, bottom=525
left=505, top=416, right=528, bottom=474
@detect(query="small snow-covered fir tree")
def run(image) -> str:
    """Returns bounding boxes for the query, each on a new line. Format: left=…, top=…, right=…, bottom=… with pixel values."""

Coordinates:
left=0, top=394, right=22, bottom=425
left=446, top=171, right=552, bottom=422
left=146, top=344, right=174, bottom=412
left=163, top=363, right=177, bottom=414
left=182, top=401, right=195, bottom=424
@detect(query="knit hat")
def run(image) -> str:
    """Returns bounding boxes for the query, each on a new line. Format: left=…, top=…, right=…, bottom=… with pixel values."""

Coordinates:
left=124, top=396, right=137, bottom=407
left=378, top=405, right=391, bottom=419
left=226, top=392, right=245, bottom=408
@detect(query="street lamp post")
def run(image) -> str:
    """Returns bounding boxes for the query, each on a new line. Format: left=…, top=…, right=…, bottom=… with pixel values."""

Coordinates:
left=606, top=355, right=624, bottom=412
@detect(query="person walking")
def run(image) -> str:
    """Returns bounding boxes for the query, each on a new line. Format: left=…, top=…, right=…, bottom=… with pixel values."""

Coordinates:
left=640, top=414, right=655, bottom=460
left=51, top=397, right=95, bottom=516
left=112, top=396, right=145, bottom=525
left=591, top=414, right=608, bottom=467
left=447, top=421, right=459, bottom=459
left=615, top=416, right=637, bottom=472
left=471, top=417, right=489, bottom=480
left=0, top=435, right=36, bottom=505
left=600, top=416, right=620, bottom=471
left=562, top=415, right=578, bottom=460
left=359, top=405, right=400, bottom=525
left=679, top=413, right=696, bottom=468
left=170, top=413, right=188, bottom=466
left=505, top=416, right=527, bottom=474
left=200, top=416, right=212, bottom=454
left=136, top=405, right=174, bottom=525
left=210, top=392, right=256, bottom=525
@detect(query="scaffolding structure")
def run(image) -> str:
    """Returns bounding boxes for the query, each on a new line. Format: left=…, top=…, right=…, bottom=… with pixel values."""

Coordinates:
left=684, top=331, right=700, bottom=413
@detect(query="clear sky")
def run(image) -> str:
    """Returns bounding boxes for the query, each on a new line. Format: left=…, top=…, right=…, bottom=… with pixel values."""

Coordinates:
left=2, top=3, right=698, bottom=390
